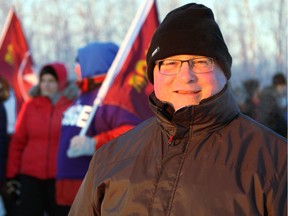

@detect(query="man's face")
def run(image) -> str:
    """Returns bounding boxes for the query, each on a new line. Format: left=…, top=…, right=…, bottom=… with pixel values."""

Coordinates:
left=153, top=55, right=227, bottom=111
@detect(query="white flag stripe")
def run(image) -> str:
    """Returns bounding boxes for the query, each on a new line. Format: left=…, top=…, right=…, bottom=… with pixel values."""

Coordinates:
left=17, top=51, right=32, bottom=101
left=0, top=8, right=14, bottom=50
left=79, top=0, right=155, bottom=135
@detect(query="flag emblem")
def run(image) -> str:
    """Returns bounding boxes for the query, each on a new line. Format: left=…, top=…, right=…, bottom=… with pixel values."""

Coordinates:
left=4, top=44, right=14, bottom=65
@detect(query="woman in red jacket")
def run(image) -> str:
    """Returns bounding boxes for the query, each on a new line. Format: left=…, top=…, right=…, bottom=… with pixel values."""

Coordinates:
left=6, top=62, right=78, bottom=216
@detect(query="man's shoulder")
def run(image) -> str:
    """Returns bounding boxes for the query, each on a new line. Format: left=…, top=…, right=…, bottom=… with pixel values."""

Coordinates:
left=126, top=116, right=157, bottom=133
left=94, top=117, right=158, bottom=163
left=234, top=114, right=287, bottom=144
left=111, top=116, right=158, bottom=145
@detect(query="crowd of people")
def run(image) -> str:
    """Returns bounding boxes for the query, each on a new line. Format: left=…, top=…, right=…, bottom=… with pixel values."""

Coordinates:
left=0, top=2, right=287, bottom=216
left=236, top=72, right=287, bottom=137
left=0, top=40, right=146, bottom=216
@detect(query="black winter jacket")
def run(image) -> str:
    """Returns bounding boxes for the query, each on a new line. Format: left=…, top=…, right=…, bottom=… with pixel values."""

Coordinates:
left=69, top=86, right=287, bottom=216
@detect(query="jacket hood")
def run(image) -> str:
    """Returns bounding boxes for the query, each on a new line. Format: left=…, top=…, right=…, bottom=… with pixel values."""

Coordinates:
left=39, top=62, right=68, bottom=91
left=76, top=42, right=118, bottom=78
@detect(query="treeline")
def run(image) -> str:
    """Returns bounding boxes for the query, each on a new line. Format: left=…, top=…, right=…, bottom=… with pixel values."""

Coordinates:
left=0, top=0, right=286, bottom=86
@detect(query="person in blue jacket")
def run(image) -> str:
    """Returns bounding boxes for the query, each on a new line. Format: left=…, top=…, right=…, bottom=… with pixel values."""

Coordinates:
left=56, top=42, right=143, bottom=214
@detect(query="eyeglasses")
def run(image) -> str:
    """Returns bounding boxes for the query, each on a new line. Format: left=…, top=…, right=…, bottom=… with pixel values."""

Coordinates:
left=155, top=57, right=214, bottom=75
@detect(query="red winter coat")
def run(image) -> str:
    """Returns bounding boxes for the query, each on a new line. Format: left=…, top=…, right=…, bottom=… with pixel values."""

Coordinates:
left=6, top=63, right=75, bottom=179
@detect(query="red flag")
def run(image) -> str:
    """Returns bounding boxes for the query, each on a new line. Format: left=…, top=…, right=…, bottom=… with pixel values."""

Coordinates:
left=0, top=8, right=35, bottom=112
left=102, top=0, right=159, bottom=120
left=79, top=0, right=159, bottom=135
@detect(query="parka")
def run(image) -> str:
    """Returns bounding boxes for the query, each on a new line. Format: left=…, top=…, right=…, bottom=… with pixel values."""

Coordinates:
left=6, top=63, right=75, bottom=179
left=69, top=85, right=287, bottom=216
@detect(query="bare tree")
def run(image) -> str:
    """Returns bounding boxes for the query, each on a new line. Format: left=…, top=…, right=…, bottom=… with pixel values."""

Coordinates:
left=0, top=0, right=286, bottom=85
left=276, top=0, right=287, bottom=72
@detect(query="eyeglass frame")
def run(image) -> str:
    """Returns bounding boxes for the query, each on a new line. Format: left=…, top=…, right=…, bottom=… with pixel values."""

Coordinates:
left=155, top=57, right=214, bottom=75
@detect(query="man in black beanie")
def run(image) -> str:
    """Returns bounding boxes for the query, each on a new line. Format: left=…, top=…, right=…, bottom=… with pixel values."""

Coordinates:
left=69, top=3, right=287, bottom=216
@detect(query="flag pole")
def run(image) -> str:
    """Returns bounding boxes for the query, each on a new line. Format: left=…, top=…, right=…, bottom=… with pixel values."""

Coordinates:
left=79, top=0, right=155, bottom=136
left=17, top=51, right=31, bottom=101
left=0, top=7, right=14, bottom=49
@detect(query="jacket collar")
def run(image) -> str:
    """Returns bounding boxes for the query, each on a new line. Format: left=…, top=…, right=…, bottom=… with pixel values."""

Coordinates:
left=77, top=74, right=106, bottom=93
left=149, top=84, right=240, bottom=137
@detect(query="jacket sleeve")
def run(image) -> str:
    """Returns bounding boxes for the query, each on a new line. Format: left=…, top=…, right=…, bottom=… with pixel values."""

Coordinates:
left=68, top=155, right=100, bottom=215
left=6, top=102, right=29, bottom=178
left=94, top=124, right=134, bottom=149
left=268, top=144, right=287, bottom=216
left=273, top=169, right=287, bottom=216
left=92, top=105, right=142, bottom=150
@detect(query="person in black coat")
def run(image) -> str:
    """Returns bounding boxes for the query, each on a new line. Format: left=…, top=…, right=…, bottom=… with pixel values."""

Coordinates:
left=0, top=76, right=9, bottom=215
left=258, top=72, right=287, bottom=137
left=0, top=76, right=9, bottom=187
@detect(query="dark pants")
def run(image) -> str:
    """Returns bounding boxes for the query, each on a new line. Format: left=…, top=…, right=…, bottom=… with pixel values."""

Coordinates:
left=16, top=175, right=67, bottom=216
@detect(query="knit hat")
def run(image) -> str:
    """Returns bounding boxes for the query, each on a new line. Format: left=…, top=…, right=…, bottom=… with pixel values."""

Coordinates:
left=76, top=42, right=119, bottom=78
left=146, top=3, right=232, bottom=83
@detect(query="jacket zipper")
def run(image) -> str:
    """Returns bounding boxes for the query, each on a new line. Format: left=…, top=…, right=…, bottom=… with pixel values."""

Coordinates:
left=46, top=105, right=54, bottom=178
left=167, top=135, right=174, bottom=146
left=166, top=107, right=195, bottom=215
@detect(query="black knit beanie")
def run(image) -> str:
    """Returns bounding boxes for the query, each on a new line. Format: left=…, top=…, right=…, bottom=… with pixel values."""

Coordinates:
left=146, top=3, right=232, bottom=83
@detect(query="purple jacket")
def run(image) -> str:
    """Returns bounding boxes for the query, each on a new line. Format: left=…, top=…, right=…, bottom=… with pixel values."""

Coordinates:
left=57, top=87, right=142, bottom=179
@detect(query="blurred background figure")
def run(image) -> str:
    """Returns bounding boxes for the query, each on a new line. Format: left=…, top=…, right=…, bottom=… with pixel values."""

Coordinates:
left=1, top=85, right=17, bottom=216
left=3, top=89, right=16, bottom=144
left=5, top=63, right=78, bottom=216
left=258, top=72, right=287, bottom=137
left=240, top=78, right=260, bottom=120
left=0, top=76, right=10, bottom=216
left=56, top=42, right=143, bottom=214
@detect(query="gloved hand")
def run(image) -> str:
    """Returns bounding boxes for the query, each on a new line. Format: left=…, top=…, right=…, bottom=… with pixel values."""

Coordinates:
left=67, top=135, right=96, bottom=158
left=2, top=178, right=21, bottom=205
